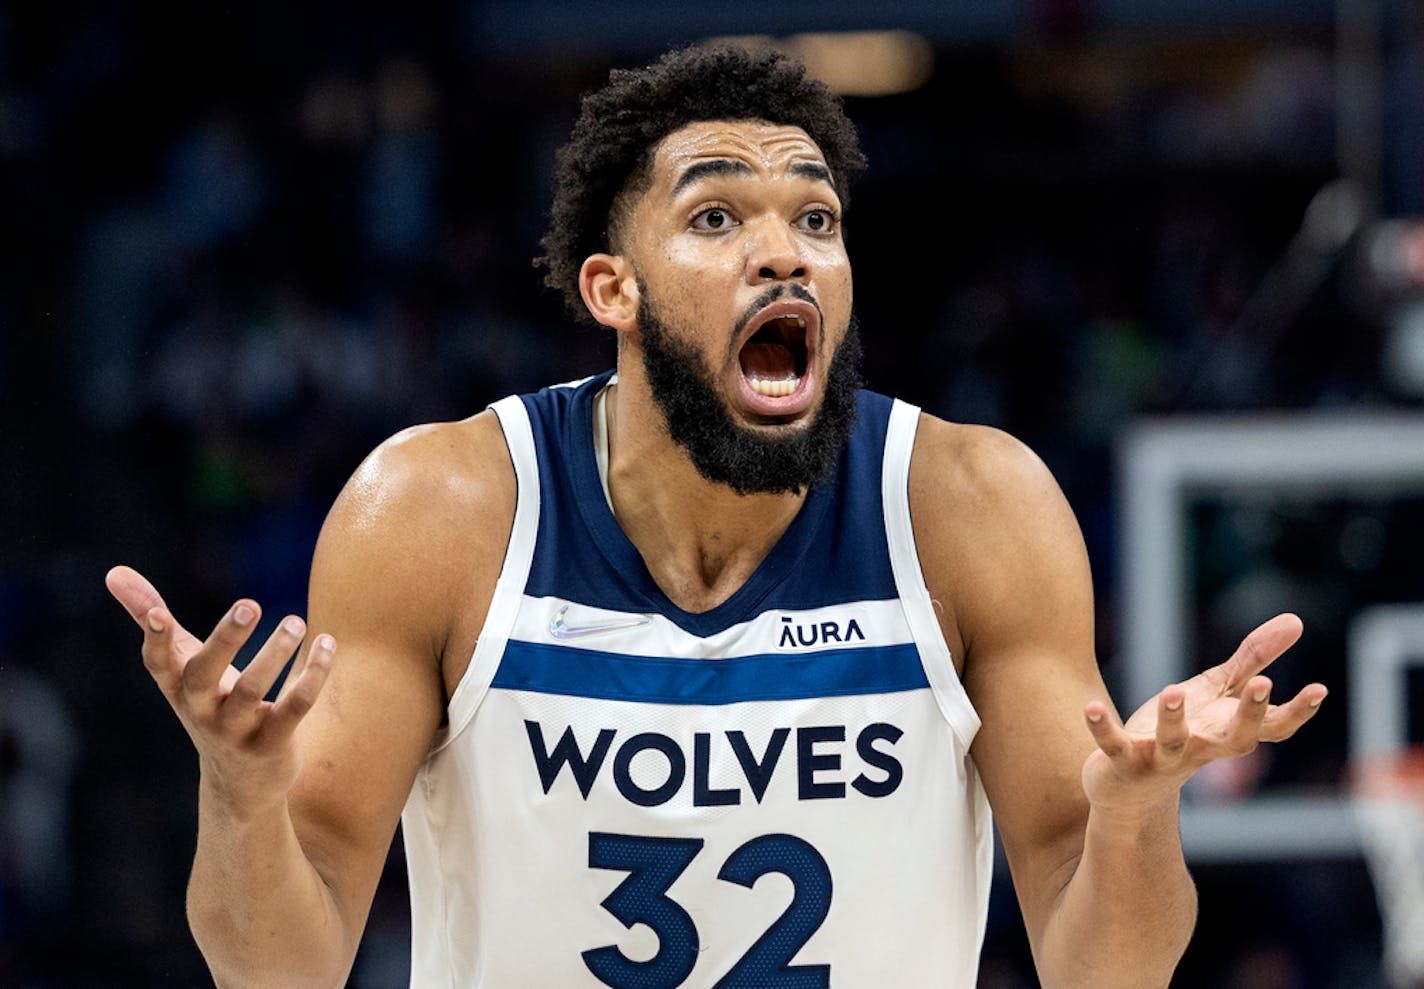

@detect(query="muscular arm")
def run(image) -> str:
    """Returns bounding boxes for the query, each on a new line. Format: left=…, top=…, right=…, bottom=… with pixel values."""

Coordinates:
left=913, top=418, right=1325, bottom=987
left=112, top=412, right=513, bottom=988
left=911, top=418, right=1193, bottom=988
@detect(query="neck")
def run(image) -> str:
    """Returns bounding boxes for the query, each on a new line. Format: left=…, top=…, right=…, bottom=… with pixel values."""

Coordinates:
left=603, top=371, right=807, bottom=614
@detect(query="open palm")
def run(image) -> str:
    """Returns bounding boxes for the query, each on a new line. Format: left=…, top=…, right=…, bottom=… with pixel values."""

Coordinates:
left=1082, top=613, right=1328, bottom=810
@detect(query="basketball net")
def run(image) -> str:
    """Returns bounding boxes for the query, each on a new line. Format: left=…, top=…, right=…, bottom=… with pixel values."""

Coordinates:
left=1353, top=746, right=1424, bottom=989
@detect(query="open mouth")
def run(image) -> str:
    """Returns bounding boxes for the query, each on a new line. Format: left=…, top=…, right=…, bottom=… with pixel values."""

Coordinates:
left=737, top=302, right=816, bottom=400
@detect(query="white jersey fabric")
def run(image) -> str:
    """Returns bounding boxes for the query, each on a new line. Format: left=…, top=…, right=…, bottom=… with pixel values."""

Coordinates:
left=401, top=372, right=992, bottom=987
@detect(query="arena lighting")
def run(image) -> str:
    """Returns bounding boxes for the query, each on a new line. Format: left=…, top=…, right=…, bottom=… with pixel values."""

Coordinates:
left=702, top=31, right=935, bottom=96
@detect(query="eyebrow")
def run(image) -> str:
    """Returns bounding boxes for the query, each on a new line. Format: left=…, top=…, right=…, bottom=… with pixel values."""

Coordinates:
left=789, top=161, right=832, bottom=185
left=670, top=158, right=836, bottom=197
left=672, top=158, right=752, bottom=196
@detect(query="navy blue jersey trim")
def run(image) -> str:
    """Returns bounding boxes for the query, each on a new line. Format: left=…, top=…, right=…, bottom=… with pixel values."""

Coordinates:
left=518, top=374, right=901, bottom=635
left=490, top=639, right=930, bottom=705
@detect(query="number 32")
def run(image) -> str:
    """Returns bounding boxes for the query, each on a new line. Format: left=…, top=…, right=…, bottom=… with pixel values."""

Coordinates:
left=582, top=831, right=833, bottom=989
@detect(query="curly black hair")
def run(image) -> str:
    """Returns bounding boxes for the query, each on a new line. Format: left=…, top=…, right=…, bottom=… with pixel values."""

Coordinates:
left=537, top=45, right=868, bottom=320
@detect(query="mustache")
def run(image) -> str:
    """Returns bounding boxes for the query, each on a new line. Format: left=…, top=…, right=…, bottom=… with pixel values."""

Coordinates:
left=731, top=284, right=822, bottom=339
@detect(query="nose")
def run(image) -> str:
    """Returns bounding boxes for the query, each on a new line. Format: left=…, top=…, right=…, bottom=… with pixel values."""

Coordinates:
left=745, top=217, right=808, bottom=285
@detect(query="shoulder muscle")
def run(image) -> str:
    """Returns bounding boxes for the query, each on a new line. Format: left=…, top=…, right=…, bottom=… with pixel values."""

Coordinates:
left=312, top=411, right=516, bottom=655
left=286, top=411, right=515, bottom=931
left=908, top=416, right=1092, bottom=662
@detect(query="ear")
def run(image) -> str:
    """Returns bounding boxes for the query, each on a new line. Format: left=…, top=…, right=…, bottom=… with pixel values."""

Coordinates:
left=578, top=253, right=640, bottom=332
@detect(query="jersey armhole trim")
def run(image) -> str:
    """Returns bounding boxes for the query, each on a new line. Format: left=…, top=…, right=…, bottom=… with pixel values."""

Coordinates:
left=882, top=400, right=982, bottom=751
left=433, top=395, right=541, bottom=754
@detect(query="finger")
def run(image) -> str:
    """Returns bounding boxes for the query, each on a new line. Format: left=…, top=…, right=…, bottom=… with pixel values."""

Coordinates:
left=106, top=565, right=168, bottom=626
left=1155, top=685, right=1189, bottom=760
left=140, top=605, right=185, bottom=696
left=1260, top=684, right=1329, bottom=742
left=1218, top=614, right=1303, bottom=694
left=183, top=600, right=261, bottom=697
left=221, top=615, right=308, bottom=729
left=267, top=634, right=336, bottom=737
left=1084, top=700, right=1133, bottom=760
left=1224, top=675, right=1272, bottom=752
left=110, top=564, right=199, bottom=649
left=218, top=665, right=241, bottom=694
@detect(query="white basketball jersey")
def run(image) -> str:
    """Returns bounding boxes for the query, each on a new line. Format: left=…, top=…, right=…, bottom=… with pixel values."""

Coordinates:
left=401, top=372, right=992, bottom=987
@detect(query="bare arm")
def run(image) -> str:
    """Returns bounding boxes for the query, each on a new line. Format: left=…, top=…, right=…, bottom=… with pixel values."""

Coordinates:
left=910, top=418, right=1324, bottom=989
left=107, top=568, right=350, bottom=987
left=1054, top=612, right=1326, bottom=987
left=107, top=412, right=513, bottom=988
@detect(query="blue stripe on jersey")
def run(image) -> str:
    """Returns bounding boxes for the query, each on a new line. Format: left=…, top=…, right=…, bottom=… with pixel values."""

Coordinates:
left=518, top=372, right=901, bottom=637
left=490, top=639, right=930, bottom=705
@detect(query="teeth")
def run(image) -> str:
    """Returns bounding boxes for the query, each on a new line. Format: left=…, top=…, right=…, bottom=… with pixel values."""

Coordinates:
left=749, top=377, right=800, bottom=398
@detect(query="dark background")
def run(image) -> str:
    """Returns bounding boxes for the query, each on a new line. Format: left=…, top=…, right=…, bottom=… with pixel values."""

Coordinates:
left=3, top=1, right=1423, bottom=985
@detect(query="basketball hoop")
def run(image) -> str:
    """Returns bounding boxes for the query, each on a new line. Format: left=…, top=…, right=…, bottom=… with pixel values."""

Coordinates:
left=1353, top=746, right=1424, bottom=989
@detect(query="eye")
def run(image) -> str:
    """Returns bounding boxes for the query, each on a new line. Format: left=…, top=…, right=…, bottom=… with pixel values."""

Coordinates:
left=796, top=209, right=838, bottom=234
left=691, top=207, right=738, bottom=232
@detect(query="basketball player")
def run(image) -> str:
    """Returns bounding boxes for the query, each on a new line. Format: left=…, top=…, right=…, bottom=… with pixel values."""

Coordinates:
left=106, top=46, right=1328, bottom=987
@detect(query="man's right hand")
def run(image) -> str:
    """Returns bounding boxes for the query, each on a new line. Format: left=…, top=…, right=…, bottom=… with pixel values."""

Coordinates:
left=105, top=565, right=335, bottom=813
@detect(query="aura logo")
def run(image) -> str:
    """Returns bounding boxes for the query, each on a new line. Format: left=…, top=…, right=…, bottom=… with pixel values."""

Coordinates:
left=778, top=615, right=866, bottom=649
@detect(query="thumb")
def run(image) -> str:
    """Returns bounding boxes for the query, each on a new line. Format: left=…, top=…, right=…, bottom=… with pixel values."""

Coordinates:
left=107, top=564, right=199, bottom=657
left=106, top=565, right=168, bottom=627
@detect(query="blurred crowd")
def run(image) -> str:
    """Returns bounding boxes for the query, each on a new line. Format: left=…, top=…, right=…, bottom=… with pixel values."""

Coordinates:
left=3, top=2, right=1423, bottom=986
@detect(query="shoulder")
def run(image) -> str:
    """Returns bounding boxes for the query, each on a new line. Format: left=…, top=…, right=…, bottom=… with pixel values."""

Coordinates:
left=908, top=414, right=1069, bottom=537
left=909, top=413, right=1052, bottom=488
left=311, top=410, right=516, bottom=648
left=906, top=413, right=1091, bottom=655
left=334, top=410, right=515, bottom=535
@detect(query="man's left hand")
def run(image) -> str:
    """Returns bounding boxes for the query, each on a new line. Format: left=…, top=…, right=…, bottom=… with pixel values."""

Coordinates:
left=1081, top=613, right=1328, bottom=813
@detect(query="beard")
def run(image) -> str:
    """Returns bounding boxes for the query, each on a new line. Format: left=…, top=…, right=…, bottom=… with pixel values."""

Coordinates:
left=637, top=287, right=862, bottom=496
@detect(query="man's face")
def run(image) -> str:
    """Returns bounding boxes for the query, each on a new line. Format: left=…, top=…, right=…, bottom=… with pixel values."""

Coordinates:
left=620, top=120, right=859, bottom=492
